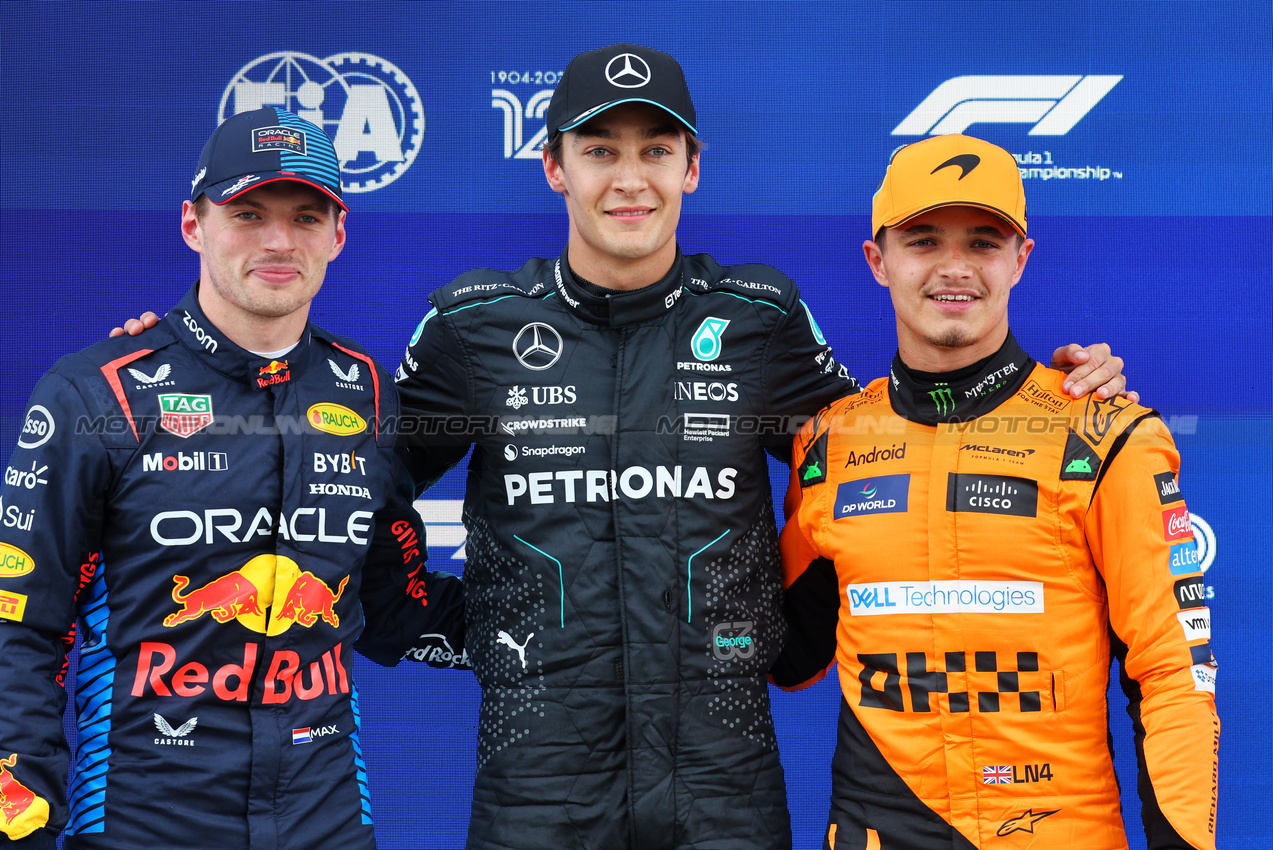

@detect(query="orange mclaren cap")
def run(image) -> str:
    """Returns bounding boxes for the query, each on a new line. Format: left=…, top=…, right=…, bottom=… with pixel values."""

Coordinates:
left=871, top=134, right=1025, bottom=238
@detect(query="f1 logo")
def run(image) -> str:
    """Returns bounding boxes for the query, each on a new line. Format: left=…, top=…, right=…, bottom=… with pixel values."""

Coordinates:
left=893, top=75, right=1122, bottom=136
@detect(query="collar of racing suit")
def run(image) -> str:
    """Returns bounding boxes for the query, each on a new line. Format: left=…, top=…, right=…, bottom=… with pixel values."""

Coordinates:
left=553, top=249, right=685, bottom=327
left=887, top=330, right=1035, bottom=425
left=165, top=282, right=322, bottom=387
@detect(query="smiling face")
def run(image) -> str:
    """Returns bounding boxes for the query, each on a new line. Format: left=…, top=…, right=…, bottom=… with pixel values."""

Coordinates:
left=543, top=102, right=699, bottom=290
left=864, top=206, right=1034, bottom=372
left=181, top=181, right=346, bottom=350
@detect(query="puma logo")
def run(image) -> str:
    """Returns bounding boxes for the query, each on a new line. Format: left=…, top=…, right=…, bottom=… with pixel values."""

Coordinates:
left=497, top=630, right=534, bottom=670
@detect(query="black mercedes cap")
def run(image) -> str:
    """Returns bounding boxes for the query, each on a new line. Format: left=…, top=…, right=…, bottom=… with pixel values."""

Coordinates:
left=191, top=106, right=347, bottom=211
left=545, top=43, right=697, bottom=137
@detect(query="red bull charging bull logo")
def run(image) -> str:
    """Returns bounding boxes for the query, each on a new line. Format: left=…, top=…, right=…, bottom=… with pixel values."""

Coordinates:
left=0, top=754, right=49, bottom=840
left=163, top=555, right=347, bottom=635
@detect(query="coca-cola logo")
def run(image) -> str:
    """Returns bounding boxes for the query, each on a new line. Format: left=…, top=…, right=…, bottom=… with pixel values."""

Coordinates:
left=1162, top=506, right=1192, bottom=541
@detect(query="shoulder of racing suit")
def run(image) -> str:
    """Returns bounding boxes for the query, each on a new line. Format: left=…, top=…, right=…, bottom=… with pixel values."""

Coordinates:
left=427, top=257, right=556, bottom=313
left=680, top=253, right=802, bottom=314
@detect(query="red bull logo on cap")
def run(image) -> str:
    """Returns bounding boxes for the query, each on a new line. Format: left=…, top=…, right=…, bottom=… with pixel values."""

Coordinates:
left=0, top=754, right=50, bottom=839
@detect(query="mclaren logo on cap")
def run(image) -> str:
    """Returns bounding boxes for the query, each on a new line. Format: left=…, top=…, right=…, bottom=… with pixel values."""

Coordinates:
left=931, top=154, right=980, bottom=180
left=605, top=53, right=652, bottom=88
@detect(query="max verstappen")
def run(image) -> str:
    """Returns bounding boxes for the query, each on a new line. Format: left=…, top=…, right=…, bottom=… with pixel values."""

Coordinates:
left=392, top=44, right=1129, bottom=850
left=0, top=108, right=462, bottom=849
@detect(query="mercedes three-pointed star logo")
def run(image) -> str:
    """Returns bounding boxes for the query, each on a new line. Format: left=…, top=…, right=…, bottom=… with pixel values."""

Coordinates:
left=513, top=322, right=564, bottom=371
left=605, top=53, right=652, bottom=89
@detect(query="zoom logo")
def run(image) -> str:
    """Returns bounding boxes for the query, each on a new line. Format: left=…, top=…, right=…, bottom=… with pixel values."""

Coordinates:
left=893, top=75, right=1122, bottom=136
left=711, top=620, right=755, bottom=661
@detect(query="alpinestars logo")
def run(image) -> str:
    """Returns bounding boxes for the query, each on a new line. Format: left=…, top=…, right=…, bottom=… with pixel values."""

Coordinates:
left=996, top=808, right=1059, bottom=836
left=894, top=75, right=1122, bottom=136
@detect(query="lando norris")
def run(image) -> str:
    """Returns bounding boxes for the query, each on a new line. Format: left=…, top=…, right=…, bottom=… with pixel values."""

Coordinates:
left=392, top=44, right=1129, bottom=850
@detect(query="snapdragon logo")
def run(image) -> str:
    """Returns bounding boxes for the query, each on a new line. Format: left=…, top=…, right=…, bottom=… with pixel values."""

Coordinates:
left=893, top=75, right=1122, bottom=136
left=846, top=581, right=1044, bottom=616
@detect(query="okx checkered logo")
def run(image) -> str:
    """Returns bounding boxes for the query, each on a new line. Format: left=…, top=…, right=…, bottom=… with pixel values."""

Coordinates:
left=857, top=650, right=1045, bottom=713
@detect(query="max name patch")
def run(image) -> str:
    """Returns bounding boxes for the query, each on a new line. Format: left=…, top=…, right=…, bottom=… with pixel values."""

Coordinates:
left=253, top=126, right=307, bottom=154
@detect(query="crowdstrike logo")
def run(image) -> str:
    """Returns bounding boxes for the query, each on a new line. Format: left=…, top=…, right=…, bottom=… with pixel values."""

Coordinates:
left=893, top=75, right=1122, bottom=136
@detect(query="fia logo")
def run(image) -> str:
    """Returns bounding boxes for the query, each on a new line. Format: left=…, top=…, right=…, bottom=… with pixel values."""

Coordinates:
left=492, top=89, right=555, bottom=159
left=894, top=75, right=1122, bottom=136
left=220, top=52, right=424, bottom=192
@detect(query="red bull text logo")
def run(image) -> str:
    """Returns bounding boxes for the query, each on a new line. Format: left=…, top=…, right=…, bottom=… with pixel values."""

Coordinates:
left=131, top=642, right=350, bottom=704
left=307, top=402, right=366, bottom=436
left=0, top=754, right=49, bottom=837
left=256, top=360, right=291, bottom=389
left=163, top=555, right=347, bottom=635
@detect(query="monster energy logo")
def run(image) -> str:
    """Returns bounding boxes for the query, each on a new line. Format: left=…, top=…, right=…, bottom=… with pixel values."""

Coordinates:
left=929, top=384, right=956, bottom=415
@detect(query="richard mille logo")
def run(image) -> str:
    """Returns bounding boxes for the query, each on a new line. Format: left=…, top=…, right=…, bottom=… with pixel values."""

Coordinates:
left=605, top=53, right=652, bottom=89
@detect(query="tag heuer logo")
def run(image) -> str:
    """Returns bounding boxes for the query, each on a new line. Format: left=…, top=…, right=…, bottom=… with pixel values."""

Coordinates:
left=158, top=394, right=213, bottom=439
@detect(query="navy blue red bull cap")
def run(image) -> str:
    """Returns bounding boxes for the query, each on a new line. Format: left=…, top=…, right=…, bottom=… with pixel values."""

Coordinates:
left=191, top=106, right=347, bottom=211
left=546, top=43, right=697, bottom=137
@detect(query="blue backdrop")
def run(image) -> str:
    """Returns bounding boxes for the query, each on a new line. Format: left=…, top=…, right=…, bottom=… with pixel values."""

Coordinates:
left=1, top=2, right=1268, bottom=848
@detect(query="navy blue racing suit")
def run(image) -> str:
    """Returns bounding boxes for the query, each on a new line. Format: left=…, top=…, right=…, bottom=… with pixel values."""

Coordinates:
left=0, top=285, right=462, bottom=849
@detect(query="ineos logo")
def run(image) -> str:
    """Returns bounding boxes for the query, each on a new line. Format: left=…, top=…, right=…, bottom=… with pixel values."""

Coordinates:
left=513, top=323, right=563, bottom=371
left=605, top=54, right=652, bottom=89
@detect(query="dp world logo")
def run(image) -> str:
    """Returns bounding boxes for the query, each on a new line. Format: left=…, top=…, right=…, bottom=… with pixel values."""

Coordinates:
left=220, top=51, right=424, bottom=192
left=691, top=317, right=730, bottom=362
left=894, top=75, right=1122, bottom=136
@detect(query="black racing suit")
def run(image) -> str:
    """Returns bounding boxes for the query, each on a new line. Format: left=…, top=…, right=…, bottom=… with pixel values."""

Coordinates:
left=396, top=251, right=859, bottom=849
left=0, top=286, right=462, bottom=849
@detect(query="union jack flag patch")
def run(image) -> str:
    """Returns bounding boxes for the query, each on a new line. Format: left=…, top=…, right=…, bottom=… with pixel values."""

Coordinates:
left=982, top=765, right=1013, bottom=784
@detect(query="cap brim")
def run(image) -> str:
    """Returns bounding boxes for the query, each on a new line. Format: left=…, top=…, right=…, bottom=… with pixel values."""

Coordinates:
left=202, top=172, right=348, bottom=212
left=885, top=202, right=1025, bottom=238
left=557, top=98, right=697, bottom=135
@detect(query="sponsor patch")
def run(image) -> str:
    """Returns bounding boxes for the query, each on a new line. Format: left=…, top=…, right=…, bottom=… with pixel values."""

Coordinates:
left=253, top=126, right=307, bottom=154
left=845, top=443, right=907, bottom=466
left=946, top=473, right=1038, bottom=517
left=1162, top=506, right=1192, bottom=542
left=1191, top=663, right=1217, bottom=693
left=798, top=432, right=827, bottom=488
left=159, top=394, right=214, bottom=438
left=835, top=474, right=909, bottom=518
left=0, top=590, right=28, bottom=622
left=307, top=403, right=366, bottom=436
left=1059, top=430, right=1100, bottom=481
left=1173, top=576, right=1208, bottom=609
left=1154, top=470, right=1183, bottom=504
left=1177, top=608, right=1211, bottom=642
left=846, top=580, right=1044, bottom=615
left=1168, top=540, right=1201, bottom=575
left=18, top=405, right=56, bottom=450
left=0, top=543, right=35, bottom=578
left=256, top=360, right=291, bottom=389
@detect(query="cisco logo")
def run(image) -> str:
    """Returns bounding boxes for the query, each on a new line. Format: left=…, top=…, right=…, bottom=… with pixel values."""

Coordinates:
left=220, top=51, right=424, bottom=192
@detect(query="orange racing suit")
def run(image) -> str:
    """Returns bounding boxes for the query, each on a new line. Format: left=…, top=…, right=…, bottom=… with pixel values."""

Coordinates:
left=773, top=334, right=1218, bottom=850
